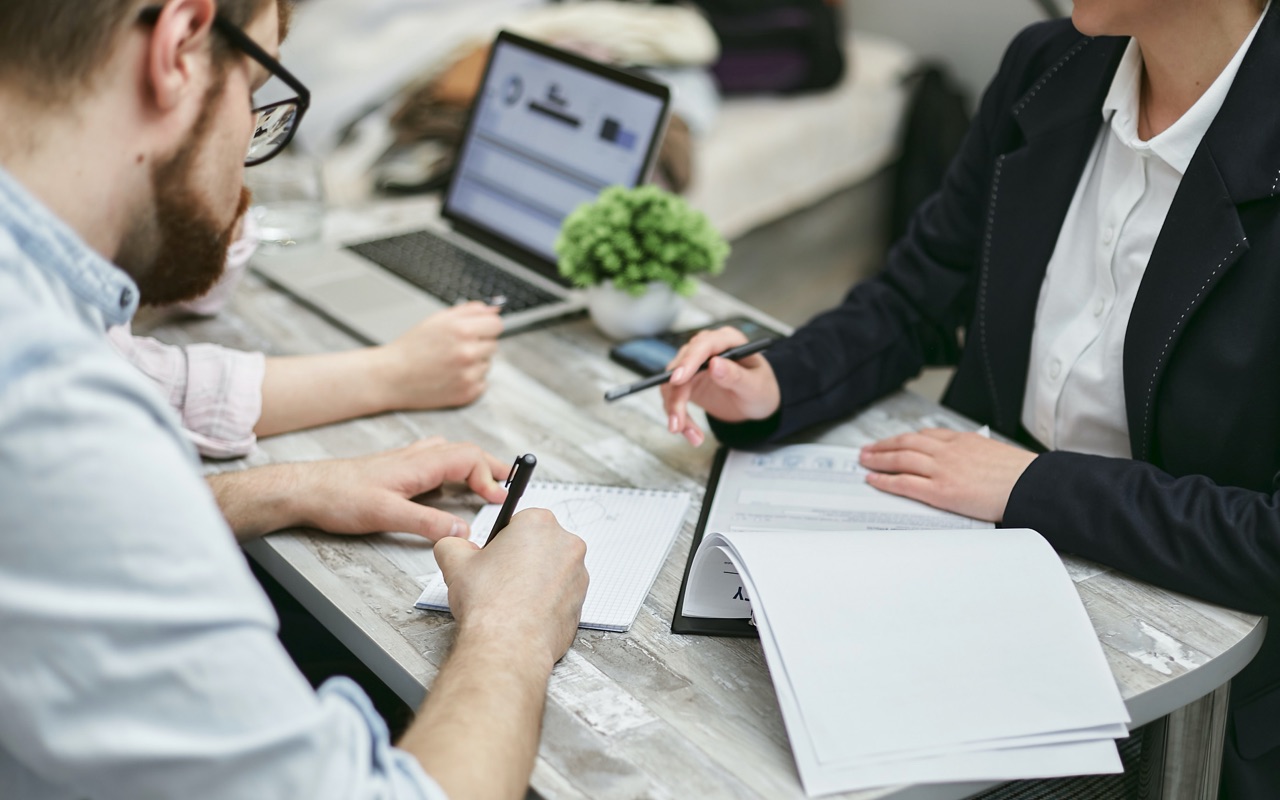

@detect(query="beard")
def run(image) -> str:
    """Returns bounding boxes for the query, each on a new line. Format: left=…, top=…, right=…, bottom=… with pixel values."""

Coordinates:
left=136, top=181, right=252, bottom=307
left=119, top=90, right=251, bottom=307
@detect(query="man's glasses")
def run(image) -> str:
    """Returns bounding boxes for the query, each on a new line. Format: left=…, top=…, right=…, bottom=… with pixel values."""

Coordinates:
left=137, top=5, right=310, bottom=167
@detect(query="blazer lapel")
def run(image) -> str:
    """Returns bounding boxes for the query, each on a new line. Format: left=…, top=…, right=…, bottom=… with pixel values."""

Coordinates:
left=1123, top=4, right=1280, bottom=461
left=1122, top=158, right=1246, bottom=461
left=977, top=35, right=1126, bottom=433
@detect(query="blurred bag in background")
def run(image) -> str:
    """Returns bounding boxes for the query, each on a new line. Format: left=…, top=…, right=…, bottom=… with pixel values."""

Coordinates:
left=682, top=0, right=846, bottom=94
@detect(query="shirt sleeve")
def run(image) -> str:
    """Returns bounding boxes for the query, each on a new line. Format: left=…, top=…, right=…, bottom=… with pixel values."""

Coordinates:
left=106, top=324, right=266, bottom=459
left=0, top=301, right=447, bottom=800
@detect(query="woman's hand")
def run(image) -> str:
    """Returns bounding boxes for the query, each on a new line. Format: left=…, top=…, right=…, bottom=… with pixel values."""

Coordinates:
left=859, top=428, right=1037, bottom=522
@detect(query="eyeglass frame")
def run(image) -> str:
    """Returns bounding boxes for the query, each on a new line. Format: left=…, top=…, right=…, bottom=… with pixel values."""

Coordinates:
left=137, top=4, right=310, bottom=167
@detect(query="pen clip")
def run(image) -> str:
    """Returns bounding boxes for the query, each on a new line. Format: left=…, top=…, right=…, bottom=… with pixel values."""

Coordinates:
left=505, top=455, right=520, bottom=488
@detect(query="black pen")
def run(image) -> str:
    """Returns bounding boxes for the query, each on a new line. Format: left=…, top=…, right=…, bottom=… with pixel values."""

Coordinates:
left=604, top=337, right=778, bottom=402
left=484, top=453, right=536, bottom=546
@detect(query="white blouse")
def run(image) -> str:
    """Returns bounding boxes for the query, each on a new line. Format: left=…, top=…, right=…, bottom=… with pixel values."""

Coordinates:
left=1020, top=7, right=1266, bottom=457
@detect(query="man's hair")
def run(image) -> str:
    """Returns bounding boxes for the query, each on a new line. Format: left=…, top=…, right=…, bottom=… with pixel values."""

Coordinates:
left=0, top=0, right=291, bottom=104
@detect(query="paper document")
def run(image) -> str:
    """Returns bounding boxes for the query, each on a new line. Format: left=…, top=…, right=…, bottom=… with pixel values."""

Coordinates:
left=416, top=482, right=690, bottom=631
left=688, top=528, right=1129, bottom=795
left=683, top=445, right=991, bottom=620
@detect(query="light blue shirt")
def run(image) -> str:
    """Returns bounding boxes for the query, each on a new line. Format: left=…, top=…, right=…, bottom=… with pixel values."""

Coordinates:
left=0, top=167, right=446, bottom=800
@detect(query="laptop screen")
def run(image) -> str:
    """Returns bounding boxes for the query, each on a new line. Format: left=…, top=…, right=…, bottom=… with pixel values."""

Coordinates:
left=443, top=32, right=670, bottom=268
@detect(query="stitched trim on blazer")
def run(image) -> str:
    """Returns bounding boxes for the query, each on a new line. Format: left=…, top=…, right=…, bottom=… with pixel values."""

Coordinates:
left=1011, top=37, right=1094, bottom=117
left=979, top=154, right=1006, bottom=428
left=1140, top=240, right=1244, bottom=459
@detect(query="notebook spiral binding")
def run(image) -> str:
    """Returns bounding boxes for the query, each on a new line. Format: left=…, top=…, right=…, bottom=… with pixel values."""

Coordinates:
left=530, top=481, right=685, bottom=497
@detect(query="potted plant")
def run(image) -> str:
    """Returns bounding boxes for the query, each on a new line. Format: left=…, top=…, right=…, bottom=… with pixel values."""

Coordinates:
left=555, top=184, right=730, bottom=339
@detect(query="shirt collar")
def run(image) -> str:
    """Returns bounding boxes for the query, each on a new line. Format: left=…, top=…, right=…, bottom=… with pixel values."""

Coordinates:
left=1101, top=1, right=1269, bottom=175
left=0, top=167, right=139, bottom=328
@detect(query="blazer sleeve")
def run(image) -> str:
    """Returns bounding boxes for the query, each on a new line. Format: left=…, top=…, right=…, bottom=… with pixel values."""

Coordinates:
left=1006, top=451, right=1280, bottom=619
left=711, top=21, right=1082, bottom=448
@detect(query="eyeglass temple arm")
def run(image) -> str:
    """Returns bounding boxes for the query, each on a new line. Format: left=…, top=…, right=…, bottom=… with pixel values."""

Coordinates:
left=136, top=5, right=310, bottom=111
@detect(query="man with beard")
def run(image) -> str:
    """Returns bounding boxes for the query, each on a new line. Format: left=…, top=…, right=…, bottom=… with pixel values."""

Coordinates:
left=0, top=1, right=589, bottom=798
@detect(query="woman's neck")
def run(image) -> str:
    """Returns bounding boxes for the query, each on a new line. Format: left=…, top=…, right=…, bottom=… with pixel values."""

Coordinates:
left=1136, top=2, right=1265, bottom=138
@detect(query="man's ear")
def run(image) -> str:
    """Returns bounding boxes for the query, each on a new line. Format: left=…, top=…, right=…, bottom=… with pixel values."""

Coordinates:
left=144, top=0, right=218, bottom=112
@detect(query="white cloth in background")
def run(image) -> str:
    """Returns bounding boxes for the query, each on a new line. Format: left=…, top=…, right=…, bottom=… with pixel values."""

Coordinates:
left=283, top=0, right=541, bottom=154
left=284, top=0, right=718, bottom=154
left=503, top=1, right=718, bottom=66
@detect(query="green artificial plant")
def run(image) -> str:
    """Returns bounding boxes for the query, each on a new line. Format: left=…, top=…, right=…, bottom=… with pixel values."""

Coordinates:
left=555, top=184, right=730, bottom=296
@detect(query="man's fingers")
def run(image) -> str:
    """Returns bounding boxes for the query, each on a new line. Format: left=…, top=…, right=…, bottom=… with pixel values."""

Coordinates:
left=465, top=451, right=511, bottom=503
left=426, top=443, right=509, bottom=501
left=398, top=441, right=508, bottom=501
left=433, top=535, right=481, bottom=578
left=387, top=499, right=472, bottom=542
left=487, top=451, right=513, bottom=481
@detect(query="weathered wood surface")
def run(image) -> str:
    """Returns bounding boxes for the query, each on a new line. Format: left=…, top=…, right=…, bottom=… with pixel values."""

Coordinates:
left=150, top=200, right=1264, bottom=800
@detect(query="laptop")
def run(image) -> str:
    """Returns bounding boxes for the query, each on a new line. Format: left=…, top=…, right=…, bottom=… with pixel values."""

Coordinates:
left=253, top=30, right=672, bottom=342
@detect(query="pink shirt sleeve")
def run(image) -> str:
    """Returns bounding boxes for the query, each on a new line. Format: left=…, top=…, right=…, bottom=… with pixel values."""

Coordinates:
left=106, top=326, right=266, bottom=460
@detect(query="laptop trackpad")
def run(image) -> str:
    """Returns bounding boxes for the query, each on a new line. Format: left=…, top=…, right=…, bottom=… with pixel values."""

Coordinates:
left=304, top=272, right=440, bottom=344
left=308, top=273, right=424, bottom=314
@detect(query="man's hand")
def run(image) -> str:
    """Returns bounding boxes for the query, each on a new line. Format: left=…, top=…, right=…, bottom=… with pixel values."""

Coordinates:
left=660, top=326, right=782, bottom=447
left=858, top=428, right=1037, bottom=522
left=401, top=509, right=588, bottom=799
left=209, top=437, right=510, bottom=541
left=376, top=302, right=504, bottom=410
left=434, top=508, right=589, bottom=671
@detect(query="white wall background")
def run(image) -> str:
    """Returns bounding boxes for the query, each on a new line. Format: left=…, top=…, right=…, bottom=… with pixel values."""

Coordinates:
left=844, top=0, right=1070, bottom=107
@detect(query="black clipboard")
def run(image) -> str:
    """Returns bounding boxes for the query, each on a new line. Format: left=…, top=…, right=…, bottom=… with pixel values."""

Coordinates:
left=670, top=446, right=760, bottom=638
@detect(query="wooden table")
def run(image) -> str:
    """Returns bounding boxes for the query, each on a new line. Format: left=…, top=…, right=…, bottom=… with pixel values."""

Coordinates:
left=159, top=200, right=1265, bottom=800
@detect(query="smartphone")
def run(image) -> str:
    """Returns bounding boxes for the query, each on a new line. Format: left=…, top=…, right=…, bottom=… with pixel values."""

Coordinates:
left=608, top=316, right=783, bottom=377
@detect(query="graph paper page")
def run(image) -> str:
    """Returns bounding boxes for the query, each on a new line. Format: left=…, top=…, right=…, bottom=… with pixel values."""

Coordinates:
left=416, top=483, right=690, bottom=631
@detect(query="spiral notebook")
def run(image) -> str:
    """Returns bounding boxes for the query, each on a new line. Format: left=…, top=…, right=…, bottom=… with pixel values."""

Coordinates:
left=415, top=482, right=691, bottom=631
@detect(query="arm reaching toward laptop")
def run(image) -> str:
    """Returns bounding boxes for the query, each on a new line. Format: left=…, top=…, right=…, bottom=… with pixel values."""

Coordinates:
left=256, top=301, right=503, bottom=436
left=109, top=301, right=503, bottom=457
left=110, top=211, right=503, bottom=456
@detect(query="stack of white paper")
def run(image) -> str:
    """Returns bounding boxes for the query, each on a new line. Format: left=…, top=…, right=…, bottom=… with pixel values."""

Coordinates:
left=686, top=528, right=1129, bottom=797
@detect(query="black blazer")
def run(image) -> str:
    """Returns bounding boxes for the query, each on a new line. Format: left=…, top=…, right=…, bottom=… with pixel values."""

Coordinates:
left=713, top=13, right=1280, bottom=795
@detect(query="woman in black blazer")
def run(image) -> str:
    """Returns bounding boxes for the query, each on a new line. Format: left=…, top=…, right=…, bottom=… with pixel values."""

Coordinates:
left=662, top=2, right=1280, bottom=796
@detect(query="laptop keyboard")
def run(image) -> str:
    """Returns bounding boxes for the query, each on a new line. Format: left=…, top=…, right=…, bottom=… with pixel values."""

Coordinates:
left=347, top=230, right=561, bottom=315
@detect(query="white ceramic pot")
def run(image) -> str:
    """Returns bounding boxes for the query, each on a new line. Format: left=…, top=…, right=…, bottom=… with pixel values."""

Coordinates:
left=586, top=280, right=682, bottom=340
